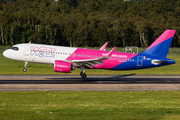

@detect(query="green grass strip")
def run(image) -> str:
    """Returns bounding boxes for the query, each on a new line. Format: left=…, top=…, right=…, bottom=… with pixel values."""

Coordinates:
left=0, top=91, right=180, bottom=120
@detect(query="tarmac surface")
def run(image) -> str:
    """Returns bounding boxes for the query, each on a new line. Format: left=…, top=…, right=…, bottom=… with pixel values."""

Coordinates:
left=0, top=75, right=180, bottom=91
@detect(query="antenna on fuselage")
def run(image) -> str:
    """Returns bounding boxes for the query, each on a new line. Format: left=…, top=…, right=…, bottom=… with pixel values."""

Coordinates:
left=29, top=41, right=31, bottom=44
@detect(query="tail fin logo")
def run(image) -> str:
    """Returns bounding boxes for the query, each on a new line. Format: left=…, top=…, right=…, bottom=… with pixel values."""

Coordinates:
left=142, top=29, right=176, bottom=58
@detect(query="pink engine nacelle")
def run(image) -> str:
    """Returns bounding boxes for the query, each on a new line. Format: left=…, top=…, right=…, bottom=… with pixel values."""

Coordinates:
left=54, top=60, right=72, bottom=73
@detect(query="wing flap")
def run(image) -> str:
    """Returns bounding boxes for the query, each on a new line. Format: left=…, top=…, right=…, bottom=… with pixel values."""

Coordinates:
left=84, top=63, right=94, bottom=68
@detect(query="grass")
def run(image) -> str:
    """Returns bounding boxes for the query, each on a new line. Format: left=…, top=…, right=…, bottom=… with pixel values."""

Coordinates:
left=0, top=52, right=179, bottom=75
left=0, top=91, right=180, bottom=120
left=1, top=46, right=180, bottom=120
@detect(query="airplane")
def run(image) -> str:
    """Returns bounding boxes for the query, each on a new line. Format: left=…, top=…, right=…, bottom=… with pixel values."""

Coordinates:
left=3, top=29, right=176, bottom=79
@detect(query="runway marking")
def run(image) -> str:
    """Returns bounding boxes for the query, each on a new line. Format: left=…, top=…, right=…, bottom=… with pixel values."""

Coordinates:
left=1, top=89, right=180, bottom=91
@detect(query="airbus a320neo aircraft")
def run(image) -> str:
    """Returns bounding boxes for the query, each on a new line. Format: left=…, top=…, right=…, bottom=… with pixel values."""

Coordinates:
left=3, top=29, right=176, bottom=79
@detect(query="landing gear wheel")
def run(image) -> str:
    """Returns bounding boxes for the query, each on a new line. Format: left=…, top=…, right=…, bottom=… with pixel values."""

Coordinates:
left=80, top=71, right=83, bottom=76
left=81, top=73, right=87, bottom=79
left=23, top=68, right=27, bottom=72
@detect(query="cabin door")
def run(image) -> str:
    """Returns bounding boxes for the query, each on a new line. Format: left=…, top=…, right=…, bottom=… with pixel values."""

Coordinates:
left=137, top=56, right=143, bottom=66
left=23, top=45, right=29, bottom=56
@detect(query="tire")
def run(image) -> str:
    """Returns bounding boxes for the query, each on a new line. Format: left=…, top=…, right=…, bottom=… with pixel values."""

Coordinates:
left=81, top=73, right=87, bottom=79
left=23, top=68, right=27, bottom=72
left=80, top=71, right=83, bottom=76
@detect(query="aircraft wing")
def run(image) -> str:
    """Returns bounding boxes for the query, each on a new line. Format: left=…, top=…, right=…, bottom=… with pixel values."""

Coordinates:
left=69, top=47, right=116, bottom=68
left=71, top=58, right=106, bottom=68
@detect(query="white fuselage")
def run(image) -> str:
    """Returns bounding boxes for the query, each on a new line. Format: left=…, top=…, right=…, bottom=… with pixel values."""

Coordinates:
left=3, top=43, right=77, bottom=64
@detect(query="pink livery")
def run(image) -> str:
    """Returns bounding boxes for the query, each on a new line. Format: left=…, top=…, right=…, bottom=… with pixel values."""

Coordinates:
left=3, top=30, right=176, bottom=79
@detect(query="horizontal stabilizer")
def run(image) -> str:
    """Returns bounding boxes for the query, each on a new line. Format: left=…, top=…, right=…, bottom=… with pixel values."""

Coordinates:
left=151, top=59, right=175, bottom=65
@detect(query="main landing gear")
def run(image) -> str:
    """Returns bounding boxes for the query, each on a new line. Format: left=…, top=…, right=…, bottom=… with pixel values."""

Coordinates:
left=80, top=65, right=87, bottom=79
left=80, top=71, right=87, bottom=79
left=23, top=62, right=28, bottom=72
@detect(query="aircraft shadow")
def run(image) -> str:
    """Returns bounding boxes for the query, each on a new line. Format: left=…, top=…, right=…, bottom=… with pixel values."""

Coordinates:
left=0, top=74, right=180, bottom=84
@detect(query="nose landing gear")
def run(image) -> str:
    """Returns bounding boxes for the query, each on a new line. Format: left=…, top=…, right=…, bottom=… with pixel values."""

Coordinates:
left=23, top=62, right=28, bottom=72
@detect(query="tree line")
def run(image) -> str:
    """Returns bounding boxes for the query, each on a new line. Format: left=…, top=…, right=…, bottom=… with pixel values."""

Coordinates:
left=0, top=0, right=180, bottom=47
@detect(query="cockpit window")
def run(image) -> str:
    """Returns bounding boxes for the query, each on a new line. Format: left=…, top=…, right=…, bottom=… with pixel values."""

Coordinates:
left=10, top=47, right=19, bottom=51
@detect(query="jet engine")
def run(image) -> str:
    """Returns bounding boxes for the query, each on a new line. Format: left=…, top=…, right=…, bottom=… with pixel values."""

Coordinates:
left=54, top=60, right=74, bottom=73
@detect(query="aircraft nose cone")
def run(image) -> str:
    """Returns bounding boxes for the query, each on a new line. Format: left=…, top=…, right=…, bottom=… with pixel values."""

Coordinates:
left=3, top=50, right=8, bottom=57
left=3, top=50, right=11, bottom=58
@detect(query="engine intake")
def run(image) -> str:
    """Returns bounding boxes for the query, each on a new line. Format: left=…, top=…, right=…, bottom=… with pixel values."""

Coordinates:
left=54, top=60, right=72, bottom=73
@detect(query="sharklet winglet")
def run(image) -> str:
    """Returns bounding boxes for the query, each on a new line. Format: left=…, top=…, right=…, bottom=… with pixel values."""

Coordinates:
left=106, top=47, right=116, bottom=57
left=100, top=42, right=108, bottom=51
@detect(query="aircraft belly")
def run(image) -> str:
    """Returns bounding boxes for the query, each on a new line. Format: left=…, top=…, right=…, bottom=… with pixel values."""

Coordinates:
left=103, top=60, right=122, bottom=69
left=33, top=56, right=53, bottom=64
left=111, top=62, right=138, bottom=70
left=91, top=64, right=103, bottom=69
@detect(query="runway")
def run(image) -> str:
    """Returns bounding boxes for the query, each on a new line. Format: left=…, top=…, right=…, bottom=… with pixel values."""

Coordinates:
left=0, top=75, right=180, bottom=91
